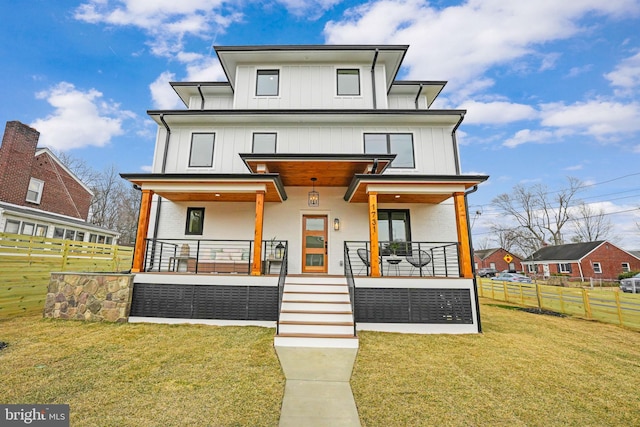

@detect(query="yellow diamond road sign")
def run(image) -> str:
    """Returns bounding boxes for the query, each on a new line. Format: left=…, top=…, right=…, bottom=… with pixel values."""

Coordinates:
left=503, top=254, right=513, bottom=263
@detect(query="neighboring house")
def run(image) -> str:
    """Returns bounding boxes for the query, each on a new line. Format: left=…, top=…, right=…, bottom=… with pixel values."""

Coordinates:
left=474, top=248, right=523, bottom=272
left=522, top=241, right=640, bottom=281
left=0, top=121, right=119, bottom=244
left=122, top=44, right=488, bottom=339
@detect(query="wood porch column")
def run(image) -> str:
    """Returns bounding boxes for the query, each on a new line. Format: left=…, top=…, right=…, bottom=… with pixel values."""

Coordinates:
left=453, top=192, right=473, bottom=278
left=251, top=190, right=265, bottom=275
left=368, top=192, right=381, bottom=277
left=131, top=189, right=154, bottom=273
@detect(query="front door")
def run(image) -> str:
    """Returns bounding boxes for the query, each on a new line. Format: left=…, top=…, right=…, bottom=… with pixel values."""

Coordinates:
left=302, top=215, right=328, bottom=273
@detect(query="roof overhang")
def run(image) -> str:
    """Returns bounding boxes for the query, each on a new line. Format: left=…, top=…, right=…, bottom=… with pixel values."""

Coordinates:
left=120, top=173, right=287, bottom=203
left=344, top=174, right=489, bottom=204
left=170, top=82, right=233, bottom=107
left=239, top=154, right=395, bottom=187
left=214, top=45, right=408, bottom=91
left=388, top=81, right=447, bottom=107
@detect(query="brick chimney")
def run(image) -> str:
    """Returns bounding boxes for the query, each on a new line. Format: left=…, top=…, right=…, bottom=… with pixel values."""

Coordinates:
left=0, top=121, right=39, bottom=205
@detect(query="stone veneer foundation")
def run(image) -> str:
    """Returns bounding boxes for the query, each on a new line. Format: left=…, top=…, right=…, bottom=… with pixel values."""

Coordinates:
left=44, top=273, right=134, bottom=322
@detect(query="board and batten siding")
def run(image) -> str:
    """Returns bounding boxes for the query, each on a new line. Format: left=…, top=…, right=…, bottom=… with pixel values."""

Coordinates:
left=155, top=125, right=458, bottom=175
left=232, top=64, right=390, bottom=110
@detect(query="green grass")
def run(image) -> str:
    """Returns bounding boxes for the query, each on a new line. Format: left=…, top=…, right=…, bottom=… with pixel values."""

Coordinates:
left=1, top=300, right=639, bottom=426
left=0, top=318, right=284, bottom=427
left=352, top=299, right=640, bottom=426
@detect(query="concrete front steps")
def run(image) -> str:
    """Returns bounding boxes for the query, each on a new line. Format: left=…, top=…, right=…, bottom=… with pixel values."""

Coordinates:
left=275, top=276, right=358, bottom=349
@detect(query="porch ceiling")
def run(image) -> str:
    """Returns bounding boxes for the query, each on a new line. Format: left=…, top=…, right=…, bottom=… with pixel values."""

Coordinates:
left=344, top=174, right=489, bottom=203
left=119, top=173, right=287, bottom=203
left=239, top=154, right=395, bottom=187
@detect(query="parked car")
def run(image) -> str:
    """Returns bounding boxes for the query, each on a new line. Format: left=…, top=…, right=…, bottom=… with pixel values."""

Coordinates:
left=477, top=268, right=499, bottom=277
left=620, top=273, right=640, bottom=293
left=491, top=272, right=532, bottom=284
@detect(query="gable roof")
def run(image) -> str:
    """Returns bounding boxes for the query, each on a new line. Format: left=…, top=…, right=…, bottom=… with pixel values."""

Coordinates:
left=523, top=241, right=605, bottom=263
left=34, top=148, right=94, bottom=196
left=473, top=248, right=501, bottom=260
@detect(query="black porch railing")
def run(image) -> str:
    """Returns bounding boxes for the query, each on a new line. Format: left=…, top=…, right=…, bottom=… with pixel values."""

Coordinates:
left=344, top=241, right=461, bottom=277
left=344, top=241, right=357, bottom=336
left=142, top=238, right=287, bottom=275
left=276, top=242, right=289, bottom=334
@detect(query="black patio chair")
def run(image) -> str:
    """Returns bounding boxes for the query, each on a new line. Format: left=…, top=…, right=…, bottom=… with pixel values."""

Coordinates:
left=357, top=248, right=371, bottom=275
left=406, top=249, right=431, bottom=276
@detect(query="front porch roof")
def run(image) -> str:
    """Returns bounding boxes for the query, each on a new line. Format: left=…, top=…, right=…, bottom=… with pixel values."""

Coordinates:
left=344, top=174, right=489, bottom=203
left=239, top=153, right=396, bottom=187
left=120, top=173, right=287, bottom=203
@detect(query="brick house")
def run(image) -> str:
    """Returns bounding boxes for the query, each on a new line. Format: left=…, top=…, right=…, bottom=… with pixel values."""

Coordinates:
left=0, top=120, right=119, bottom=244
left=522, top=241, right=640, bottom=281
left=474, top=247, right=523, bottom=272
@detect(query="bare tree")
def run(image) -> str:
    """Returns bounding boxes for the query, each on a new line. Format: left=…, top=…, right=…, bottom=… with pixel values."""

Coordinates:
left=492, top=177, right=583, bottom=250
left=569, top=202, right=616, bottom=243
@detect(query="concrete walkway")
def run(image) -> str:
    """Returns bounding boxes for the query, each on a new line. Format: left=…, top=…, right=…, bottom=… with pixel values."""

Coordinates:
left=275, top=346, right=361, bottom=427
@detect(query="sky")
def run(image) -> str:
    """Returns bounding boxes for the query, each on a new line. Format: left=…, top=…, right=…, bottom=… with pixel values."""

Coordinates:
left=1, top=0, right=639, bottom=251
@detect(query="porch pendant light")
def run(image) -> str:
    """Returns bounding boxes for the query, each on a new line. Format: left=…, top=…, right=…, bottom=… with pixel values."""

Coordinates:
left=308, top=177, right=319, bottom=207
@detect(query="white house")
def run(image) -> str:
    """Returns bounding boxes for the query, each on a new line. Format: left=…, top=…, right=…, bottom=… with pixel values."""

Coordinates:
left=122, top=45, right=488, bottom=341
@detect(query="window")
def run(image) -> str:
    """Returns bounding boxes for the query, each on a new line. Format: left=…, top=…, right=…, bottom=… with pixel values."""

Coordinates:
left=364, top=133, right=415, bottom=168
left=105, top=237, right=113, bottom=245
left=4, top=219, right=20, bottom=234
left=252, top=133, right=277, bottom=153
left=527, top=264, right=537, bottom=273
left=53, top=227, right=65, bottom=239
left=622, top=262, right=631, bottom=272
left=89, top=234, right=97, bottom=243
left=189, top=133, right=215, bottom=167
left=593, top=262, right=602, bottom=274
left=256, top=70, right=279, bottom=96
left=75, top=232, right=85, bottom=242
left=65, top=229, right=76, bottom=240
left=26, top=178, right=44, bottom=204
left=490, top=262, right=496, bottom=269
left=185, top=207, right=205, bottom=235
left=337, top=69, right=360, bottom=96
left=378, top=210, right=411, bottom=253
left=21, top=222, right=35, bottom=236
left=558, top=263, right=572, bottom=273
left=35, top=225, right=48, bottom=237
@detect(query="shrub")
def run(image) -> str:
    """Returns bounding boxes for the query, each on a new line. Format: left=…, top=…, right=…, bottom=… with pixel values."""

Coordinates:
left=618, top=271, right=640, bottom=280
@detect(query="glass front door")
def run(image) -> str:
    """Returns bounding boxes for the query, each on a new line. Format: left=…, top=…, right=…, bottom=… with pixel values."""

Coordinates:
left=302, top=215, right=327, bottom=273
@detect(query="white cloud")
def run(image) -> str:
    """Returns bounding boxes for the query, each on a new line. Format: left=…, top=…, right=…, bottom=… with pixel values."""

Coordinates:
left=503, top=129, right=555, bottom=148
left=31, top=82, right=131, bottom=151
left=185, top=56, right=226, bottom=81
left=140, top=165, right=153, bottom=172
left=540, top=100, right=640, bottom=137
left=564, top=164, right=584, bottom=171
left=324, top=0, right=640, bottom=94
left=74, top=0, right=242, bottom=59
left=605, top=51, right=640, bottom=93
left=275, top=0, right=342, bottom=17
left=458, top=100, right=537, bottom=125
left=150, top=71, right=180, bottom=109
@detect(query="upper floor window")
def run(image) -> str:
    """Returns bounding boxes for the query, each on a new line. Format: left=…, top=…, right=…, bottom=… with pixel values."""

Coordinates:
left=337, top=69, right=360, bottom=96
left=189, top=133, right=215, bottom=167
left=622, top=262, right=630, bottom=272
left=252, top=133, right=277, bottom=153
left=26, top=178, right=44, bottom=204
left=256, top=70, right=279, bottom=96
left=364, top=133, right=415, bottom=168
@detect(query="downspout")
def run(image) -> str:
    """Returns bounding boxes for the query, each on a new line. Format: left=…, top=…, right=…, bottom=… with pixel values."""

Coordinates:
left=452, top=112, right=465, bottom=174
left=197, top=85, right=205, bottom=110
left=414, top=84, right=423, bottom=109
left=465, top=184, right=483, bottom=333
left=370, top=49, right=379, bottom=110
left=150, top=114, right=171, bottom=268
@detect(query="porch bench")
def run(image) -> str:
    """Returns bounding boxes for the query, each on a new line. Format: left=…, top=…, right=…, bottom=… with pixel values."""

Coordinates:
left=186, top=248, right=251, bottom=274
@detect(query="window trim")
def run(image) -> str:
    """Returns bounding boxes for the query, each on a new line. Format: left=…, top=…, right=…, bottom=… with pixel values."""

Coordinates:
left=188, top=132, right=215, bottom=168
left=337, top=68, right=361, bottom=96
left=592, top=262, right=602, bottom=274
left=26, top=178, right=44, bottom=204
left=252, top=132, right=277, bottom=153
left=256, top=69, right=280, bottom=97
left=185, top=207, right=205, bottom=236
left=4, top=219, right=20, bottom=234
left=622, top=262, right=631, bottom=272
left=558, top=263, right=572, bottom=274
left=363, top=133, right=415, bottom=169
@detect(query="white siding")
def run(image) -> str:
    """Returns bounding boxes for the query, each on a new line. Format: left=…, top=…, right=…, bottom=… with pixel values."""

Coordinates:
left=234, top=64, right=375, bottom=109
